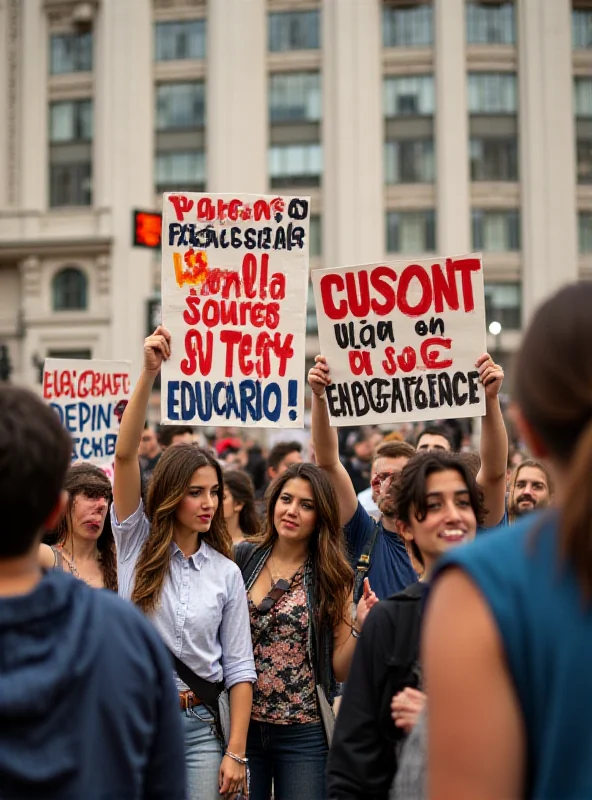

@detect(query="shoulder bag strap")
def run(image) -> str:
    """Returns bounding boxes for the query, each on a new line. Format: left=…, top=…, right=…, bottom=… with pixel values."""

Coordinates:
left=353, top=524, right=379, bottom=603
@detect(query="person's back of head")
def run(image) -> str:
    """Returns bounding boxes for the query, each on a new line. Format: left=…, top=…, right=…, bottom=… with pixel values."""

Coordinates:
left=512, top=281, right=592, bottom=595
left=0, top=386, right=72, bottom=560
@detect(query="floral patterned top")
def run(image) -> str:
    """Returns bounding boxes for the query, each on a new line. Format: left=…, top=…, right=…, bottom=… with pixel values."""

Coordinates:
left=248, top=566, right=319, bottom=725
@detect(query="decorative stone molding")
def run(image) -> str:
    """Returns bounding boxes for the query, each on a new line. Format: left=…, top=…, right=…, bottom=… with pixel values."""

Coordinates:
left=153, top=0, right=205, bottom=11
left=95, top=254, right=110, bottom=295
left=20, top=257, right=42, bottom=297
left=43, top=0, right=99, bottom=28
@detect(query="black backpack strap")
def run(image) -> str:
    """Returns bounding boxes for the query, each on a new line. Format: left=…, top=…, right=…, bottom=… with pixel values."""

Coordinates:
left=234, top=541, right=270, bottom=589
left=170, top=652, right=224, bottom=709
left=353, top=525, right=379, bottom=603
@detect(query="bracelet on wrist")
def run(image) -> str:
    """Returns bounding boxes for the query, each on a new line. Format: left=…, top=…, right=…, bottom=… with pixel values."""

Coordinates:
left=225, top=750, right=248, bottom=766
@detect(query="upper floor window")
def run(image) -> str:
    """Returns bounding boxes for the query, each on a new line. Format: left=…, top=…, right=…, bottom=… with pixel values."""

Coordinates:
left=472, top=209, right=520, bottom=251
left=52, top=267, right=88, bottom=311
left=49, top=100, right=93, bottom=142
left=384, top=75, right=434, bottom=117
left=385, top=140, right=435, bottom=183
left=573, top=7, right=592, bottom=48
left=155, top=151, right=206, bottom=193
left=50, top=163, right=92, bottom=207
left=466, top=2, right=515, bottom=45
left=579, top=212, right=592, bottom=253
left=269, top=10, right=320, bottom=52
left=307, top=285, right=318, bottom=334
left=577, top=140, right=592, bottom=184
left=310, top=214, right=322, bottom=257
left=269, top=73, right=321, bottom=123
left=154, top=19, right=206, bottom=60
left=50, top=32, right=92, bottom=74
left=468, top=73, right=517, bottom=114
left=383, top=4, right=433, bottom=47
left=156, top=82, right=205, bottom=130
left=574, top=78, right=592, bottom=117
left=269, top=143, right=322, bottom=188
left=386, top=210, right=436, bottom=253
left=470, top=138, right=518, bottom=181
left=484, top=283, right=521, bottom=330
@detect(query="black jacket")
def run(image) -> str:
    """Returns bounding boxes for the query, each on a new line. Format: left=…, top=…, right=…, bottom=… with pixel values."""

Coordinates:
left=327, top=582, right=428, bottom=800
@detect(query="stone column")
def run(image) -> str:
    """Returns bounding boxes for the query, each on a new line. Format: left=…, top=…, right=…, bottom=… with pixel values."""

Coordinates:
left=322, top=0, right=383, bottom=267
left=20, top=0, right=47, bottom=216
left=518, top=0, right=577, bottom=323
left=206, top=0, right=267, bottom=193
left=434, top=0, right=471, bottom=254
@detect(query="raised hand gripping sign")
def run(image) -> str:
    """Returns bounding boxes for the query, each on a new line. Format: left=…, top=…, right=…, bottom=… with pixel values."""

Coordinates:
left=160, top=192, right=310, bottom=428
left=311, top=254, right=487, bottom=426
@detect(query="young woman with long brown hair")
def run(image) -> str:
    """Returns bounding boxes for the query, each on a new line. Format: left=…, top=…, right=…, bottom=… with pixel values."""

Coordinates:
left=112, top=326, right=256, bottom=800
left=425, top=282, right=592, bottom=799
left=223, top=470, right=260, bottom=543
left=235, top=461, right=378, bottom=800
left=39, top=462, right=117, bottom=590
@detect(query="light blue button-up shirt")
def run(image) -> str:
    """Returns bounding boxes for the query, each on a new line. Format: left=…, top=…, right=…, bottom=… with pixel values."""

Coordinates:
left=111, top=502, right=256, bottom=693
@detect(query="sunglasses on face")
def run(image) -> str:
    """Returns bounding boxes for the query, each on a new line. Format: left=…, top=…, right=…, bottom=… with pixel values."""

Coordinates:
left=257, top=578, right=290, bottom=613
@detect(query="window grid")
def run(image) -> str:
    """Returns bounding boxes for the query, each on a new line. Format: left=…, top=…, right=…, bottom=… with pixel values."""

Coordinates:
left=269, top=143, right=323, bottom=188
left=386, top=210, right=436, bottom=253
left=155, top=151, right=206, bottom=192
left=579, top=212, right=592, bottom=253
left=50, top=33, right=93, bottom=74
left=49, top=100, right=93, bottom=142
left=574, top=78, right=592, bottom=118
left=154, top=19, right=206, bottom=61
left=309, top=214, right=322, bottom=257
left=383, top=4, right=433, bottom=47
left=484, top=283, right=521, bottom=330
left=385, top=140, right=435, bottom=184
left=52, top=267, right=88, bottom=311
left=50, top=163, right=92, bottom=207
left=472, top=209, right=520, bottom=251
left=156, top=82, right=205, bottom=130
left=470, top=138, right=518, bottom=181
left=466, top=2, right=516, bottom=45
left=269, top=73, right=321, bottom=123
left=269, top=10, right=320, bottom=52
left=468, top=73, right=517, bottom=114
left=573, top=8, right=592, bottom=49
left=577, top=140, right=592, bottom=184
left=384, top=75, right=435, bottom=117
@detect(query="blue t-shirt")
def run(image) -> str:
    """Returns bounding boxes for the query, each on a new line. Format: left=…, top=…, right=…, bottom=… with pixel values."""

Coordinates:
left=434, top=511, right=592, bottom=799
left=344, top=502, right=417, bottom=600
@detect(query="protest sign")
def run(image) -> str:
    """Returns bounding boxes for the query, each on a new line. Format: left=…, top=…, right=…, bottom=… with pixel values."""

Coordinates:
left=43, top=359, right=131, bottom=467
left=311, top=254, right=486, bottom=426
left=160, top=192, right=309, bottom=427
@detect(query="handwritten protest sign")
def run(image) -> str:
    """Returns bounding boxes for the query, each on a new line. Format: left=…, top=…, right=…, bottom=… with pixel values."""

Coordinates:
left=160, top=192, right=309, bottom=427
left=43, top=359, right=131, bottom=467
left=311, top=255, right=486, bottom=426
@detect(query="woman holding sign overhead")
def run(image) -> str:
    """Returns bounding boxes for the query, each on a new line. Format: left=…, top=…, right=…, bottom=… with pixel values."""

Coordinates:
left=112, top=326, right=256, bottom=800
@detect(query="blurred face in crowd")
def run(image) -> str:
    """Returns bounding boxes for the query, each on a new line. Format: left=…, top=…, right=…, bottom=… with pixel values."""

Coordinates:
left=371, top=455, right=411, bottom=512
left=70, top=493, right=109, bottom=542
left=171, top=432, right=194, bottom=447
left=416, top=433, right=452, bottom=453
left=139, top=428, right=160, bottom=458
left=269, top=449, right=303, bottom=481
left=400, top=469, right=477, bottom=574
left=508, top=465, right=551, bottom=518
left=222, top=487, right=243, bottom=523
left=354, top=432, right=383, bottom=463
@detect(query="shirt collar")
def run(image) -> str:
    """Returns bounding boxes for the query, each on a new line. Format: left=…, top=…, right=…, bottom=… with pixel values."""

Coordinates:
left=170, top=538, right=212, bottom=568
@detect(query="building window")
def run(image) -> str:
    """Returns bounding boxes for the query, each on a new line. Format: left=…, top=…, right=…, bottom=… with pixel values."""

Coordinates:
left=577, top=141, right=592, bottom=184
left=579, top=212, right=592, bottom=252
left=49, top=100, right=93, bottom=142
left=154, top=19, right=206, bottom=60
left=383, top=4, right=433, bottom=47
left=50, top=32, right=92, bottom=74
left=155, top=151, right=206, bottom=194
left=574, top=78, right=592, bottom=117
left=472, top=209, right=520, bottom=251
left=269, top=143, right=322, bottom=188
left=470, top=138, right=518, bottom=181
left=386, top=210, right=436, bottom=253
left=269, top=10, right=320, bottom=51
left=468, top=73, right=517, bottom=114
left=156, top=82, right=205, bottom=130
left=384, top=75, right=434, bottom=117
left=466, top=2, right=515, bottom=45
left=484, top=283, right=521, bottom=330
left=269, top=73, right=321, bottom=123
left=385, top=140, right=435, bottom=183
left=307, top=285, right=318, bottom=334
left=310, top=215, right=322, bottom=256
left=50, top=163, right=92, bottom=207
left=573, top=8, right=592, bottom=49
left=52, top=267, right=88, bottom=311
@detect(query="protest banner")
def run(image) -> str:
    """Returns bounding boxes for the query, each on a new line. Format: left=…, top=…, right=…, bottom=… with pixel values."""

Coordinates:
left=43, top=359, right=131, bottom=469
left=311, top=254, right=487, bottom=426
left=160, top=192, right=309, bottom=427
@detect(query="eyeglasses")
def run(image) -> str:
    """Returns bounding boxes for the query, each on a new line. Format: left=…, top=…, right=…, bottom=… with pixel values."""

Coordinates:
left=257, top=579, right=290, bottom=613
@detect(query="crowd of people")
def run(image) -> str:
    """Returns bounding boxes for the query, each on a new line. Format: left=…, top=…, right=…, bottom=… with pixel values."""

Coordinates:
left=0, top=281, right=586, bottom=800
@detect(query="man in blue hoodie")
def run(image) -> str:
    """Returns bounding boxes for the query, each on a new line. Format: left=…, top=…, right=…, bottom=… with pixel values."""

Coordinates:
left=0, top=385, right=186, bottom=799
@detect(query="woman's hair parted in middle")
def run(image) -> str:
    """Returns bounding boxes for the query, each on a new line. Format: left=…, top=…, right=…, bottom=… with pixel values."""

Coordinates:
left=132, top=445, right=231, bottom=614
left=257, top=462, right=354, bottom=632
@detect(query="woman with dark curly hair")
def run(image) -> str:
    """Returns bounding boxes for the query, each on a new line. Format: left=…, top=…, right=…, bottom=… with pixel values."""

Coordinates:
left=111, top=326, right=256, bottom=800
left=39, top=462, right=117, bottom=591
left=328, top=451, right=484, bottom=800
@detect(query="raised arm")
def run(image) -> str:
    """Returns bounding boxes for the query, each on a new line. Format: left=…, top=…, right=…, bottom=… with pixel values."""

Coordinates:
left=114, top=326, right=171, bottom=523
left=475, top=353, right=508, bottom=528
left=308, top=355, right=358, bottom=527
